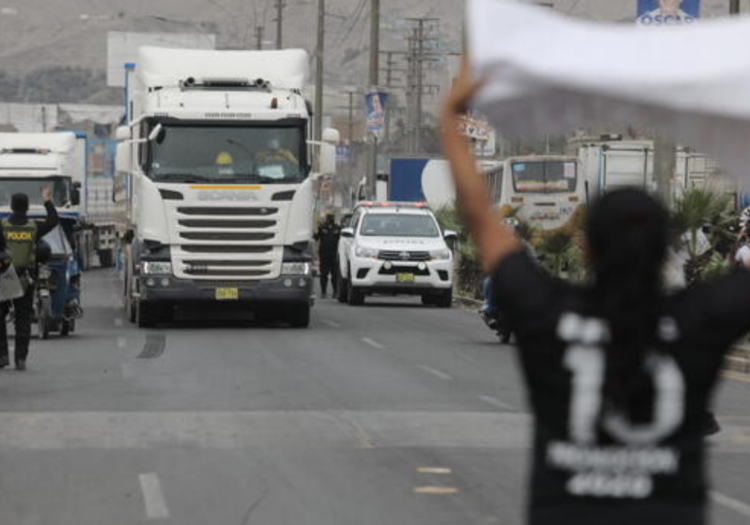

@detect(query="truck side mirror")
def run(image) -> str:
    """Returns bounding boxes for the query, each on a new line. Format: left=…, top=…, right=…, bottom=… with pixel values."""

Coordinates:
left=70, top=182, right=81, bottom=206
left=115, top=142, right=131, bottom=174
left=341, top=227, right=354, bottom=238
left=115, top=126, right=131, bottom=141
left=444, top=230, right=458, bottom=241
left=319, top=127, right=340, bottom=176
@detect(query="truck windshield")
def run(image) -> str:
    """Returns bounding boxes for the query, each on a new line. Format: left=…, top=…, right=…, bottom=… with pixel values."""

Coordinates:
left=0, top=177, right=70, bottom=207
left=146, top=124, right=307, bottom=184
left=511, top=160, right=578, bottom=194
left=360, top=214, right=440, bottom=238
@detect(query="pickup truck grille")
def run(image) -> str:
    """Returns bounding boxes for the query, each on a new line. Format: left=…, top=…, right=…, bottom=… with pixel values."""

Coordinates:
left=378, top=250, right=432, bottom=262
left=172, top=205, right=283, bottom=280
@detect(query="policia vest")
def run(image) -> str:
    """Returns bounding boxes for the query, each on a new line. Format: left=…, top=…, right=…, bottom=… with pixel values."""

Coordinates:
left=2, top=220, right=37, bottom=290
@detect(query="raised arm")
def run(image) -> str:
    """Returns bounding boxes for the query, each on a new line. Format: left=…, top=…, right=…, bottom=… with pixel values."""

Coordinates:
left=440, top=61, right=520, bottom=272
left=36, top=186, right=59, bottom=238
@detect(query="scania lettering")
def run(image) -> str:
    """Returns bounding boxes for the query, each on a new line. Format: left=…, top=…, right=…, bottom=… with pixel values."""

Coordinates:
left=115, top=47, right=338, bottom=328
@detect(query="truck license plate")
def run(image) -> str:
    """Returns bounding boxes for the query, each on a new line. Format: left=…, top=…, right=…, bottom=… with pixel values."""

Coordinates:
left=215, top=287, right=239, bottom=300
left=396, top=273, right=415, bottom=283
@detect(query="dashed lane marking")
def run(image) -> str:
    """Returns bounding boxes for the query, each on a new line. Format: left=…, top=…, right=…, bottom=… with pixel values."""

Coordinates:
left=116, top=337, right=127, bottom=349
left=479, top=395, right=515, bottom=411
left=139, top=473, right=170, bottom=520
left=413, top=486, right=459, bottom=495
left=711, top=491, right=750, bottom=519
left=324, top=320, right=341, bottom=328
left=418, top=365, right=453, bottom=381
left=361, top=337, right=384, bottom=349
left=417, top=467, right=452, bottom=475
left=114, top=318, right=124, bottom=327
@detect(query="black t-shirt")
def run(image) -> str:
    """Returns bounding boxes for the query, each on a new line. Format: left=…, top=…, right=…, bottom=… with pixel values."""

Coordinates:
left=493, top=251, right=750, bottom=525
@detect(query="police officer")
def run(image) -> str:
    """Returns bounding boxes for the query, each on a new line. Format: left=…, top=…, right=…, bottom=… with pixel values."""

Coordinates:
left=0, top=187, right=58, bottom=371
left=315, top=213, right=340, bottom=298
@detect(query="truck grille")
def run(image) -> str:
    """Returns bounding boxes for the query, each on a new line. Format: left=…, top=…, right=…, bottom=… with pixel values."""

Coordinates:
left=172, top=205, right=283, bottom=280
left=378, top=250, right=432, bottom=262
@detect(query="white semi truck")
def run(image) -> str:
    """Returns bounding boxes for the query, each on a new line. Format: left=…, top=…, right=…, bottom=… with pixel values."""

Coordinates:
left=115, top=47, right=338, bottom=328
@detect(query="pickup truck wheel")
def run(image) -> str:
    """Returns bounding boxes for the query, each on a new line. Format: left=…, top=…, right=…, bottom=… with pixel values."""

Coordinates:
left=421, top=294, right=434, bottom=306
left=289, top=304, right=310, bottom=328
left=136, top=300, right=158, bottom=328
left=436, top=289, right=453, bottom=309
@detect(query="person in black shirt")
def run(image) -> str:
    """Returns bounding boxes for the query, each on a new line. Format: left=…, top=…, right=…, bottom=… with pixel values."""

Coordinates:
left=441, top=61, right=750, bottom=525
left=0, top=188, right=59, bottom=370
left=315, top=213, right=340, bottom=298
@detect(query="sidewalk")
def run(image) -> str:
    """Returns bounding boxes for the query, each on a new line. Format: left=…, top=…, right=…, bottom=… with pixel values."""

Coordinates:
left=727, top=344, right=750, bottom=375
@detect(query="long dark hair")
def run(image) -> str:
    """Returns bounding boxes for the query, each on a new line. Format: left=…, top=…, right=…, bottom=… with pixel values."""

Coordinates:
left=586, top=189, right=670, bottom=409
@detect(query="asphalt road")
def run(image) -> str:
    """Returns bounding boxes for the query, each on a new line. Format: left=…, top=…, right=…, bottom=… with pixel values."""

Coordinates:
left=0, top=269, right=749, bottom=524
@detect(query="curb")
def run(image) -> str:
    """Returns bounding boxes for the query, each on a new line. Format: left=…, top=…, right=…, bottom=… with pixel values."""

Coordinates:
left=454, top=294, right=483, bottom=309
left=725, top=344, right=750, bottom=376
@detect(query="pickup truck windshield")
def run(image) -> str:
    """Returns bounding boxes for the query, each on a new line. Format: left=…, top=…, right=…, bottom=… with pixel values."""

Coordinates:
left=146, top=125, right=307, bottom=184
left=360, top=214, right=441, bottom=238
left=0, top=177, right=70, bottom=207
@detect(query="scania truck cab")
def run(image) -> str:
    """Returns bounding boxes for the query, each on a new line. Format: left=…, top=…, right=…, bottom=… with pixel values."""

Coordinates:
left=115, top=47, right=338, bottom=328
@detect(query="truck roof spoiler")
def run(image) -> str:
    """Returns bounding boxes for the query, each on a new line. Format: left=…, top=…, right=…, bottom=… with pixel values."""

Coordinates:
left=178, top=77, right=271, bottom=90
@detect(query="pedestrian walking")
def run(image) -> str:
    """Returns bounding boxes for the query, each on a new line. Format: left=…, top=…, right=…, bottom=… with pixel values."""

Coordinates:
left=442, top=61, right=750, bottom=525
left=315, top=213, right=340, bottom=298
left=0, top=188, right=58, bottom=371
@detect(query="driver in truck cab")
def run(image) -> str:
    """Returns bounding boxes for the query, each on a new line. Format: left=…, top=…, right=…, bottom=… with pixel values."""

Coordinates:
left=0, top=187, right=58, bottom=371
left=256, top=131, right=298, bottom=165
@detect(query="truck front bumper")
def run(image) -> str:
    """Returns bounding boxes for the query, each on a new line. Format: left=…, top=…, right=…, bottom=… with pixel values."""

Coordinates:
left=137, top=274, right=314, bottom=305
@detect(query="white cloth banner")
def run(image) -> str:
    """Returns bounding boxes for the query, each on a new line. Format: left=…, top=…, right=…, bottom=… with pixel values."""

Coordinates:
left=468, top=0, right=750, bottom=178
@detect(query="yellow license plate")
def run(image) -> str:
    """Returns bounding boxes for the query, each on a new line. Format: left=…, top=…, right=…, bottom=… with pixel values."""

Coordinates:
left=396, top=273, right=415, bottom=283
left=215, top=287, right=240, bottom=300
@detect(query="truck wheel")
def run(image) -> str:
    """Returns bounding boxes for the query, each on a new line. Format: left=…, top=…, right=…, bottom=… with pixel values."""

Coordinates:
left=136, top=300, right=158, bottom=329
left=421, top=294, right=434, bottom=306
left=347, top=284, right=365, bottom=306
left=99, top=249, right=114, bottom=268
left=289, top=304, right=310, bottom=328
left=436, top=289, right=453, bottom=309
left=337, top=269, right=349, bottom=303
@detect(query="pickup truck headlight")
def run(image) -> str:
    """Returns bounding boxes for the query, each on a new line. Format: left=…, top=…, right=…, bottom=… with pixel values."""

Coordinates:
left=355, top=245, right=379, bottom=259
left=282, top=262, right=311, bottom=275
left=141, top=261, right=173, bottom=275
left=431, top=249, right=452, bottom=261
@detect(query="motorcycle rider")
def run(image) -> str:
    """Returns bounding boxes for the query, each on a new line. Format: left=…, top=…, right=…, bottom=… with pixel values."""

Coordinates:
left=0, top=187, right=58, bottom=370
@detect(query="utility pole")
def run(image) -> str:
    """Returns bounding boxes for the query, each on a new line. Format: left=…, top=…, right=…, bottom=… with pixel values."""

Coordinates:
left=255, top=25, right=265, bottom=50
left=405, top=18, right=439, bottom=154
left=366, top=0, right=381, bottom=200
left=730, top=0, right=740, bottom=15
left=380, top=51, right=406, bottom=144
left=274, top=0, right=286, bottom=49
left=314, top=0, right=325, bottom=143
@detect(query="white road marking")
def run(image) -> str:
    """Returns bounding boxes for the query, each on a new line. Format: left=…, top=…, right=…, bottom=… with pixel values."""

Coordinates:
left=117, top=337, right=127, bottom=349
left=324, top=320, right=341, bottom=328
left=418, top=365, right=453, bottom=381
left=139, top=473, right=170, bottom=520
left=413, top=486, right=459, bottom=495
left=361, top=337, right=384, bottom=349
left=479, top=395, right=515, bottom=411
left=712, top=491, right=750, bottom=518
left=417, top=467, right=452, bottom=475
left=114, top=318, right=124, bottom=327
left=121, top=364, right=134, bottom=379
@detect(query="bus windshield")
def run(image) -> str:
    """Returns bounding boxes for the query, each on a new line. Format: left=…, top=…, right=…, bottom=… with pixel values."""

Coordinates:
left=511, top=160, right=578, bottom=194
left=145, top=124, right=307, bottom=184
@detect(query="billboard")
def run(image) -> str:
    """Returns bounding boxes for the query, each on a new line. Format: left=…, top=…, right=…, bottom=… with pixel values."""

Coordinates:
left=107, top=32, right=216, bottom=87
left=637, top=0, right=700, bottom=26
left=365, top=90, right=388, bottom=137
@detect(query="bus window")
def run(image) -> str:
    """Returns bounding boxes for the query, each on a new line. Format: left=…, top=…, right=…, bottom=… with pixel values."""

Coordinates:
left=512, top=161, right=577, bottom=194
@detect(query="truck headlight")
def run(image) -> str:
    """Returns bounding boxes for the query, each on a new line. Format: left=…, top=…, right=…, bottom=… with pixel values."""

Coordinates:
left=431, top=249, right=452, bottom=261
left=141, top=261, right=173, bottom=275
left=282, top=262, right=311, bottom=275
left=355, top=245, right=379, bottom=259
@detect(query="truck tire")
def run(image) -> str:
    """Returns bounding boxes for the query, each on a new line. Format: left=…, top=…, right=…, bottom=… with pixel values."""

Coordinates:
left=421, top=294, right=434, bottom=306
left=99, top=249, right=114, bottom=268
left=35, top=295, right=52, bottom=340
left=347, top=284, right=365, bottom=306
left=336, top=267, right=349, bottom=303
left=436, top=289, right=453, bottom=309
left=288, top=304, right=310, bottom=328
left=136, top=300, right=158, bottom=329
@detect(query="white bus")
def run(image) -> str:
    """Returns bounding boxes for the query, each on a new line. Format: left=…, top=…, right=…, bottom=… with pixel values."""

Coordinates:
left=484, top=156, right=586, bottom=231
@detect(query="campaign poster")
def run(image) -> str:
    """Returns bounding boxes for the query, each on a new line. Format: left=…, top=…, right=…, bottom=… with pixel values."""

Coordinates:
left=365, top=90, right=388, bottom=136
left=637, top=0, right=700, bottom=26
